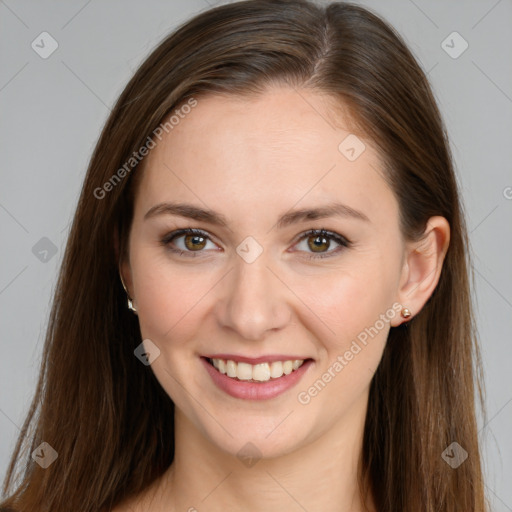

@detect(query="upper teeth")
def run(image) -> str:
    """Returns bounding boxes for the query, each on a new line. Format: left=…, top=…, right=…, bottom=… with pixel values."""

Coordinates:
left=211, top=358, right=305, bottom=382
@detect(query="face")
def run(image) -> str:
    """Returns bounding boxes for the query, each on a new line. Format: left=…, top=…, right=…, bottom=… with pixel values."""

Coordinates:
left=122, top=86, right=407, bottom=459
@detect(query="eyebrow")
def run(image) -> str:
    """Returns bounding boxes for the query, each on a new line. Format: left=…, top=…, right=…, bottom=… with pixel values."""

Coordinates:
left=144, top=201, right=370, bottom=228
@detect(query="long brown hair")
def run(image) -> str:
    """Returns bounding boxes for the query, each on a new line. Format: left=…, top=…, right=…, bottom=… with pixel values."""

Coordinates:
left=1, top=1, right=488, bottom=510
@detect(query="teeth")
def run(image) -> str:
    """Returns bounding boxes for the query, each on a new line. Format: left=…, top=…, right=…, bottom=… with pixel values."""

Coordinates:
left=210, top=358, right=305, bottom=382
left=270, top=361, right=283, bottom=378
left=253, top=363, right=271, bottom=382
left=226, top=360, right=237, bottom=378
left=237, top=362, right=253, bottom=380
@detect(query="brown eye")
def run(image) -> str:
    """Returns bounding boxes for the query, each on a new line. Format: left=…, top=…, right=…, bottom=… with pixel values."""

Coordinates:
left=184, top=233, right=207, bottom=251
left=294, top=229, right=351, bottom=259
left=307, top=234, right=330, bottom=253
left=161, top=228, right=216, bottom=257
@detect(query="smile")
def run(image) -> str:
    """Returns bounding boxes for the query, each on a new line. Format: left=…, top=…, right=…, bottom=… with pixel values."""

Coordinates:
left=208, top=357, right=305, bottom=382
left=201, top=356, right=314, bottom=400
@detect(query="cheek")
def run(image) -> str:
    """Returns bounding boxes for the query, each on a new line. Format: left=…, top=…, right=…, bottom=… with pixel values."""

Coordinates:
left=128, top=241, right=208, bottom=344
left=330, top=278, right=394, bottom=343
left=293, top=259, right=398, bottom=400
left=135, top=268, right=211, bottom=347
left=295, top=258, right=397, bottom=347
left=132, top=241, right=399, bottom=351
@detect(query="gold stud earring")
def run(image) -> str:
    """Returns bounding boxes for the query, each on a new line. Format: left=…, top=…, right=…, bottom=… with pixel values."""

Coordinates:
left=118, top=264, right=138, bottom=315
left=400, top=307, right=412, bottom=319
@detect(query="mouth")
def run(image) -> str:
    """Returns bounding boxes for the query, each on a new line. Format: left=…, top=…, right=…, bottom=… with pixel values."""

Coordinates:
left=200, top=355, right=314, bottom=400
left=204, top=356, right=310, bottom=382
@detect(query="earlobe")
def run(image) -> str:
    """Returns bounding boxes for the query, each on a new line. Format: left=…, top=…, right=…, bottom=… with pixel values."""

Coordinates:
left=114, top=228, right=137, bottom=313
left=392, top=216, right=450, bottom=326
left=118, top=259, right=138, bottom=315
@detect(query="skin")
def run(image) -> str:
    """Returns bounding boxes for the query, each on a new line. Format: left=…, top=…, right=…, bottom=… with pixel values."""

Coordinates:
left=116, top=86, right=450, bottom=512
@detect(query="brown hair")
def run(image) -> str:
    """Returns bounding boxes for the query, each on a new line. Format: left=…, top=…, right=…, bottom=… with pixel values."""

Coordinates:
left=1, top=1, right=488, bottom=510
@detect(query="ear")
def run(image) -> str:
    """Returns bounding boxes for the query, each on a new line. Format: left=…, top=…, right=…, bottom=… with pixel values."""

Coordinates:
left=390, top=216, right=450, bottom=327
left=114, top=227, right=134, bottom=299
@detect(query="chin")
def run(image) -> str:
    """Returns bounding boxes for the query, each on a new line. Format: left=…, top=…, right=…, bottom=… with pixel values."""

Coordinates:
left=196, top=411, right=315, bottom=462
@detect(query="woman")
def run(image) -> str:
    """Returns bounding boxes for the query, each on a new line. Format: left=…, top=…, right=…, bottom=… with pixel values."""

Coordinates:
left=0, top=1, right=488, bottom=511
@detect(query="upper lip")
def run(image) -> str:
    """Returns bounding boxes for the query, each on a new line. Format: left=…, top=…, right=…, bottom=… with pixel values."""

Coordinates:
left=202, top=354, right=312, bottom=365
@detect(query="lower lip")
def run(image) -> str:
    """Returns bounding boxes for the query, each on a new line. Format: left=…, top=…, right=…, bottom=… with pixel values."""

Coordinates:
left=201, top=357, right=314, bottom=401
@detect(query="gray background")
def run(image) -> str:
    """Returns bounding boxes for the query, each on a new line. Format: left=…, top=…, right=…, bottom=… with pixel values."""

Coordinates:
left=1, top=0, right=511, bottom=509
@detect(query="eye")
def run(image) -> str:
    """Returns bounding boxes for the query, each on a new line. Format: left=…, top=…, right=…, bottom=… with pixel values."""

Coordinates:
left=161, top=228, right=218, bottom=257
left=161, top=227, right=351, bottom=259
left=292, top=229, right=351, bottom=259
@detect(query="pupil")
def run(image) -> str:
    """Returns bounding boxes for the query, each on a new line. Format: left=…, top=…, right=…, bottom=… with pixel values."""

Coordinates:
left=186, top=235, right=205, bottom=250
left=310, top=235, right=328, bottom=252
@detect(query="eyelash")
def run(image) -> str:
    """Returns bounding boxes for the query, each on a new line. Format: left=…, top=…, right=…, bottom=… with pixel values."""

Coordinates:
left=160, top=228, right=352, bottom=260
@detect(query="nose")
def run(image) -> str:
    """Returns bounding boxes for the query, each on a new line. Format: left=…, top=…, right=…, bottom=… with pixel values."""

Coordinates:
left=216, top=253, right=292, bottom=341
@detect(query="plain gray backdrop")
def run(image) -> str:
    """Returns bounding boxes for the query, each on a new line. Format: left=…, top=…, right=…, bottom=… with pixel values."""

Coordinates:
left=1, top=0, right=511, bottom=509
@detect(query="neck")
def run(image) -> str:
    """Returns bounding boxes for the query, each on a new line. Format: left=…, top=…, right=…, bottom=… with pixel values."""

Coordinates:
left=156, top=392, right=374, bottom=512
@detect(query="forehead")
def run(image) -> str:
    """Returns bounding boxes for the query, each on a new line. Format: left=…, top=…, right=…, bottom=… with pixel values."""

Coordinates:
left=134, top=87, right=397, bottom=227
